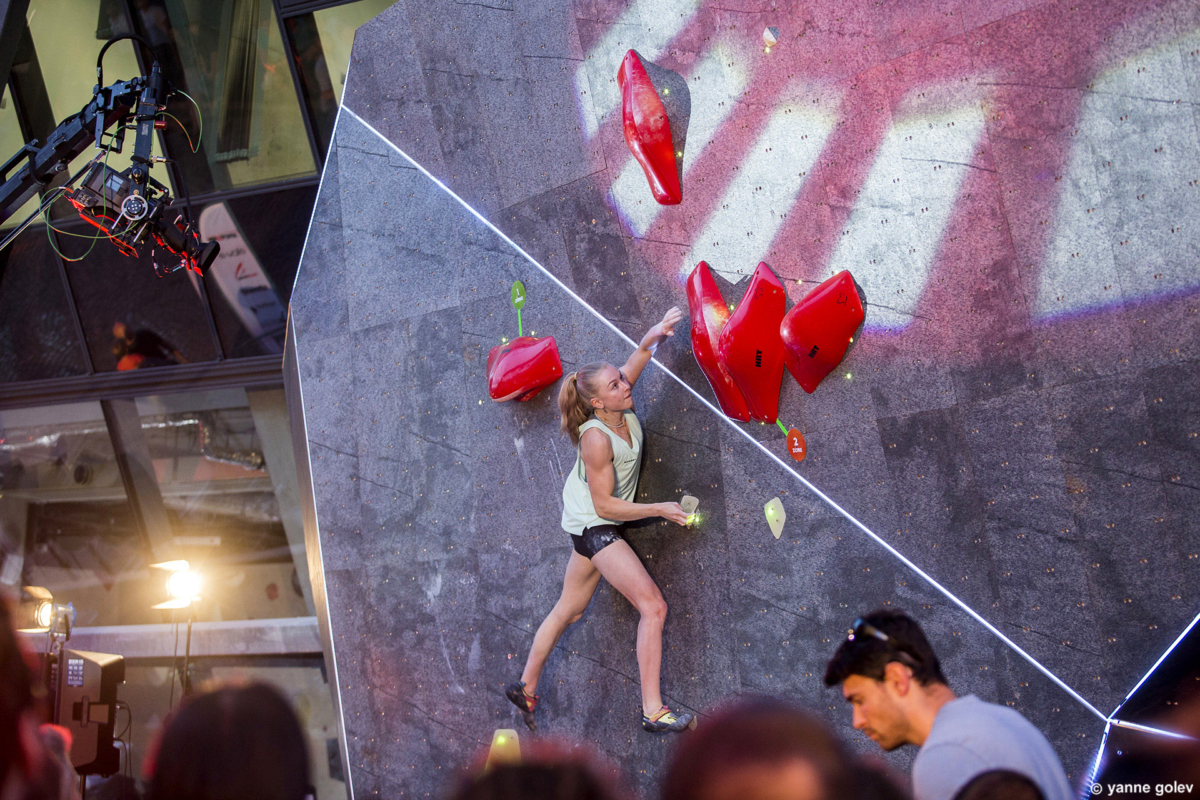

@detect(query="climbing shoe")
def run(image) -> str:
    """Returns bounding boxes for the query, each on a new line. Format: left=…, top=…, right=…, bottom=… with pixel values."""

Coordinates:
left=505, top=681, right=538, bottom=732
left=641, top=705, right=696, bottom=733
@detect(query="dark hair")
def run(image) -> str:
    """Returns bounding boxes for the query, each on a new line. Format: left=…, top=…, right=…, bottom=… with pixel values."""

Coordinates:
left=853, top=759, right=912, bottom=800
left=823, top=609, right=948, bottom=688
left=1, top=597, right=37, bottom=784
left=147, top=682, right=311, bottom=800
left=450, top=763, right=620, bottom=800
left=952, top=770, right=1044, bottom=800
left=661, top=698, right=856, bottom=800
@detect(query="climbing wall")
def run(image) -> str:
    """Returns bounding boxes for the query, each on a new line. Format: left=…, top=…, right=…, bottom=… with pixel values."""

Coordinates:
left=287, top=0, right=1200, bottom=797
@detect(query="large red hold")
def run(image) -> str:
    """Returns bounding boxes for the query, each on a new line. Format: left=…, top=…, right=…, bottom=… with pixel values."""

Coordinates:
left=487, top=336, right=564, bottom=402
left=617, top=50, right=681, bottom=205
left=686, top=261, right=751, bottom=421
left=717, top=263, right=787, bottom=423
left=780, top=270, right=865, bottom=394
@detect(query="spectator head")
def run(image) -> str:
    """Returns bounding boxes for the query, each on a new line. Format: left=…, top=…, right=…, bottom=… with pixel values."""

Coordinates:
left=661, top=698, right=857, bottom=800
left=951, top=770, right=1044, bottom=800
left=823, top=610, right=950, bottom=751
left=146, top=682, right=311, bottom=800
left=2, top=595, right=68, bottom=800
left=1, top=597, right=36, bottom=781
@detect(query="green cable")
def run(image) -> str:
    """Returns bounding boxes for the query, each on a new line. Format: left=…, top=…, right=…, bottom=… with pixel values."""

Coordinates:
left=775, top=419, right=788, bottom=435
left=159, top=111, right=197, bottom=153
left=43, top=141, right=118, bottom=261
left=176, top=89, right=203, bottom=148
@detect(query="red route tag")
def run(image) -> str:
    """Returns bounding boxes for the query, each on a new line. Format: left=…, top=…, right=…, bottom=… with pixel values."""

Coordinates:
left=786, top=428, right=807, bottom=462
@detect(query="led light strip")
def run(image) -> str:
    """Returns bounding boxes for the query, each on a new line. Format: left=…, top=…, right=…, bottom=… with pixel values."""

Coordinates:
left=340, top=105, right=1197, bottom=741
left=293, top=82, right=356, bottom=800
left=1110, top=608, right=1200, bottom=718
left=1085, top=721, right=1112, bottom=791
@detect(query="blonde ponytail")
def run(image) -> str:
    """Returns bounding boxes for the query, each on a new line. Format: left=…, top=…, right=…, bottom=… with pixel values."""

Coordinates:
left=558, top=362, right=608, bottom=446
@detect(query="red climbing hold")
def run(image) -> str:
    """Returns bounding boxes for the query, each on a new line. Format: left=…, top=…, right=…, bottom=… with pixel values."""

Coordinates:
left=686, top=261, right=751, bottom=421
left=780, top=270, right=865, bottom=394
left=487, top=336, right=564, bottom=402
left=717, top=263, right=787, bottom=423
left=618, top=50, right=681, bottom=205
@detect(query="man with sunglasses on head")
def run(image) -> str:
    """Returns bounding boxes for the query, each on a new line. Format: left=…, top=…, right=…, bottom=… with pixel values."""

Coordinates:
left=823, top=609, right=1071, bottom=800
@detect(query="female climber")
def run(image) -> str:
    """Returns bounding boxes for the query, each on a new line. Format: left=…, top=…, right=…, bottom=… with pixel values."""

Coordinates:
left=506, top=306, right=695, bottom=734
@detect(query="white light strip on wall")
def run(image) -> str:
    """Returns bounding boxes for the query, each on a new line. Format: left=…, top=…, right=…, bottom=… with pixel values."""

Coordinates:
left=1085, top=721, right=1112, bottom=791
left=294, top=76, right=356, bottom=800
left=344, top=104, right=1126, bottom=728
left=1110, top=607, right=1200, bottom=717
left=1108, top=717, right=1197, bottom=741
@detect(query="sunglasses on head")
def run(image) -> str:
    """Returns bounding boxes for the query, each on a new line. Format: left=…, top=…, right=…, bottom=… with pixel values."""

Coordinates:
left=847, top=618, right=924, bottom=667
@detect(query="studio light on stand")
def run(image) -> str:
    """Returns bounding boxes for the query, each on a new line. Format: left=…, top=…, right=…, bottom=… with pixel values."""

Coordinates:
left=151, top=560, right=201, bottom=705
left=18, top=585, right=76, bottom=639
left=19, top=588, right=125, bottom=787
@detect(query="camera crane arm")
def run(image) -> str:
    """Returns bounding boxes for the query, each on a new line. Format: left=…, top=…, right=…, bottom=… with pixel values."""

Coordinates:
left=0, top=52, right=219, bottom=274
left=0, top=73, right=145, bottom=224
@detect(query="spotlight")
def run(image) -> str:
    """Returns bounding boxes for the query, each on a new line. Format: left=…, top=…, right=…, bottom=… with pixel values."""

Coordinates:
left=35, top=600, right=54, bottom=628
left=150, top=560, right=202, bottom=699
left=151, top=560, right=201, bottom=609
left=18, top=587, right=74, bottom=634
left=166, top=570, right=201, bottom=601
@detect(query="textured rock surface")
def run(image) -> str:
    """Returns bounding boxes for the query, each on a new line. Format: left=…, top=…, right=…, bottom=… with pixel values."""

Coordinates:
left=289, top=0, right=1200, bottom=796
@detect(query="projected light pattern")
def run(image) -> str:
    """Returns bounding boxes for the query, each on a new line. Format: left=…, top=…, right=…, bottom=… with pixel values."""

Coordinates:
left=682, top=104, right=834, bottom=279
left=608, top=46, right=747, bottom=235
left=577, top=0, right=706, bottom=136
left=1039, top=36, right=1200, bottom=320
left=829, top=103, right=985, bottom=331
left=576, top=3, right=1200, bottom=336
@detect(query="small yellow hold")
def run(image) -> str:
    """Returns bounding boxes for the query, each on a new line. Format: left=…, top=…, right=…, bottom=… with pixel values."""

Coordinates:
left=485, top=729, right=521, bottom=772
left=765, top=497, right=786, bottom=538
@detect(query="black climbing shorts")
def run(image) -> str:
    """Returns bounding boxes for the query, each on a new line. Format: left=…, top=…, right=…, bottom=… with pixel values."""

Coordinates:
left=571, top=524, right=626, bottom=559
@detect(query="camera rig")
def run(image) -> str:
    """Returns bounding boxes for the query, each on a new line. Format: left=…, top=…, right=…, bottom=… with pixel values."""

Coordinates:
left=0, top=36, right=219, bottom=274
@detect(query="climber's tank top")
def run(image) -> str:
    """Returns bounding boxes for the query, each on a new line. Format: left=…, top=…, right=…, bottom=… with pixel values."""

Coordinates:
left=561, top=411, right=643, bottom=534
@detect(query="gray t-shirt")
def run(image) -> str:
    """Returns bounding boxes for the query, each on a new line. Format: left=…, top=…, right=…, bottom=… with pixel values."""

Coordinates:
left=912, top=695, right=1072, bottom=800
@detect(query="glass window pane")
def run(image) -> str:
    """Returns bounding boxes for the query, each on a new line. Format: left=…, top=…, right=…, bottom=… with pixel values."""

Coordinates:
left=6, top=390, right=309, bottom=628
left=132, top=0, right=318, bottom=194
left=54, top=220, right=221, bottom=372
left=0, top=226, right=89, bottom=381
left=28, top=0, right=141, bottom=121
left=288, top=0, right=393, bottom=155
left=134, top=388, right=311, bottom=621
left=25, top=0, right=144, bottom=220
left=3, top=402, right=148, bottom=626
left=197, top=185, right=316, bottom=357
